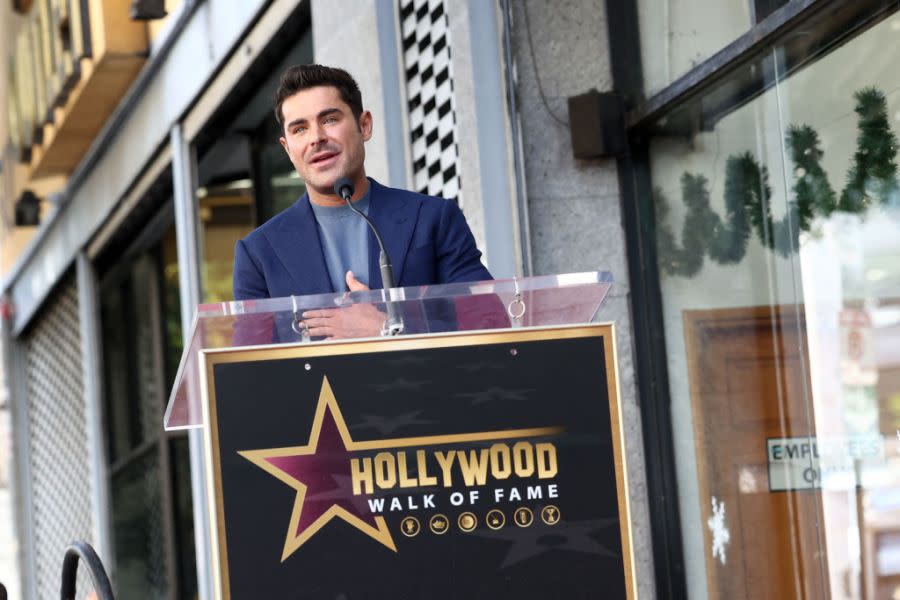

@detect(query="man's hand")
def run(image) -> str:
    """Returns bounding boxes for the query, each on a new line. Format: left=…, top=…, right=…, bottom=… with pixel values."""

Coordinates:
left=301, top=271, right=386, bottom=339
left=344, top=271, right=369, bottom=293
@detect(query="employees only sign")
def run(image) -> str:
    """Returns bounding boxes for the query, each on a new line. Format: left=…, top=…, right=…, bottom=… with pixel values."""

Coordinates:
left=767, top=435, right=883, bottom=491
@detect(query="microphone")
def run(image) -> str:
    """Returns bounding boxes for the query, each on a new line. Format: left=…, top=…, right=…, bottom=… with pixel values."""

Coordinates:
left=333, top=177, right=404, bottom=335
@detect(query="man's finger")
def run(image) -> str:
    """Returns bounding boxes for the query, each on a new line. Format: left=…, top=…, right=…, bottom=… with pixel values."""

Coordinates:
left=306, top=326, right=335, bottom=337
left=346, top=271, right=370, bottom=292
left=302, top=317, right=336, bottom=329
left=302, top=309, right=336, bottom=319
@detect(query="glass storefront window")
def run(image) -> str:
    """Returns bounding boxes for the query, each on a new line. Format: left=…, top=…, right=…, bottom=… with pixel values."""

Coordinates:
left=197, top=179, right=255, bottom=303
left=195, top=130, right=306, bottom=304
left=100, top=222, right=197, bottom=600
left=646, top=9, right=900, bottom=599
left=637, top=0, right=787, bottom=96
left=101, top=250, right=174, bottom=600
left=110, top=449, right=169, bottom=599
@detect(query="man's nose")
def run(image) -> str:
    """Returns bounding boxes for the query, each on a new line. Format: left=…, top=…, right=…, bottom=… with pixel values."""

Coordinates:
left=313, top=123, right=328, bottom=144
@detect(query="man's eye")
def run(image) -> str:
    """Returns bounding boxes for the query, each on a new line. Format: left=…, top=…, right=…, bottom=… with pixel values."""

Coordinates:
left=324, top=116, right=337, bottom=124
left=293, top=127, right=306, bottom=135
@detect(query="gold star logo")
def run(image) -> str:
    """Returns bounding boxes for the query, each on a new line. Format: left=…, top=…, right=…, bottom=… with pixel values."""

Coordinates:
left=239, top=377, right=563, bottom=561
left=239, top=378, right=396, bottom=560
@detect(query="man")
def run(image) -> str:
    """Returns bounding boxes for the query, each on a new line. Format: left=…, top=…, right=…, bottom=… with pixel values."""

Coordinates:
left=233, top=64, right=491, bottom=338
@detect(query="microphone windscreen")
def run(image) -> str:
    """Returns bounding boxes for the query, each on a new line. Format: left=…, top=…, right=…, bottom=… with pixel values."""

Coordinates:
left=333, top=177, right=354, bottom=200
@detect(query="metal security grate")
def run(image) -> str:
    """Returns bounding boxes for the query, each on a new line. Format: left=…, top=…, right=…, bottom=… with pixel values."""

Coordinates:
left=399, top=0, right=462, bottom=202
left=22, top=277, right=95, bottom=600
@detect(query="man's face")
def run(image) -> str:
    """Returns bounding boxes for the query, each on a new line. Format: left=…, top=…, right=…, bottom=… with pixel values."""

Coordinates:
left=279, top=85, right=372, bottom=197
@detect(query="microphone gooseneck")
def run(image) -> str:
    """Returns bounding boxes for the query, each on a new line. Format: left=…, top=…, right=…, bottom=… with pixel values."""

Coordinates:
left=332, top=178, right=404, bottom=335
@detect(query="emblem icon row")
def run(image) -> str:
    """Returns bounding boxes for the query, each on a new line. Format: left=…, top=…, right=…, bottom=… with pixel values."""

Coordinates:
left=400, top=505, right=560, bottom=537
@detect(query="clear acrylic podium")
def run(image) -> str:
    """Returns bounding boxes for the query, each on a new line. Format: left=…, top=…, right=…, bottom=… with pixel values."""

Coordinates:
left=162, top=271, right=639, bottom=600
left=165, top=271, right=612, bottom=429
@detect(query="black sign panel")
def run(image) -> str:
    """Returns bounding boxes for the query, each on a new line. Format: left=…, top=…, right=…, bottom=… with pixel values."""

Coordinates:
left=202, top=326, right=634, bottom=599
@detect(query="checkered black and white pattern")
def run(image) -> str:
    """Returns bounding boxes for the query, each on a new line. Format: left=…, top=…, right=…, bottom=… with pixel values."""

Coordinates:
left=399, top=0, right=462, bottom=203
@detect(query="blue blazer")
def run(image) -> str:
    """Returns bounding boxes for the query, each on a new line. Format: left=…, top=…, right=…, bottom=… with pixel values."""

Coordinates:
left=233, top=178, right=492, bottom=300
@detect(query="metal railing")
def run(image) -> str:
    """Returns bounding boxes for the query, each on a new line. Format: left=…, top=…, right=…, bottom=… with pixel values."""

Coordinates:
left=60, top=541, right=115, bottom=600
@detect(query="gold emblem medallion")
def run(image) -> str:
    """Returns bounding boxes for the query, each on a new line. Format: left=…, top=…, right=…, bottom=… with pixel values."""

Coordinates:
left=401, top=516, right=421, bottom=537
left=458, top=512, right=478, bottom=532
left=429, top=514, right=450, bottom=535
left=486, top=509, right=506, bottom=530
left=541, top=505, right=561, bottom=526
left=514, top=507, right=534, bottom=528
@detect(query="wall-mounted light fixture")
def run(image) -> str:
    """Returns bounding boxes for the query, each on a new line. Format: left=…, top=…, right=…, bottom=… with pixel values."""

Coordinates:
left=12, top=0, right=34, bottom=14
left=130, top=0, right=167, bottom=20
left=567, top=90, right=626, bottom=159
left=14, top=190, right=40, bottom=226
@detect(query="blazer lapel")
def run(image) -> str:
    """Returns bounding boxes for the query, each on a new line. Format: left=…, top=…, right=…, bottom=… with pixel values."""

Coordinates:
left=267, top=196, right=334, bottom=295
left=367, top=179, right=418, bottom=289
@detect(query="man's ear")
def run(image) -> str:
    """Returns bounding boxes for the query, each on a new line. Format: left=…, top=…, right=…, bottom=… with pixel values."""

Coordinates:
left=279, top=136, right=288, bottom=153
left=359, top=110, right=374, bottom=141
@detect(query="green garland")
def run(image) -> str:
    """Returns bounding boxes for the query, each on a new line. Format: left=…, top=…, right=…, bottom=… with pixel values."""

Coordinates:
left=839, top=87, right=900, bottom=212
left=656, top=87, right=897, bottom=277
left=716, top=154, right=759, bottom=261
left=654, top=175, right=716, bottom=277
left=789, top=124, right=837, bottom=224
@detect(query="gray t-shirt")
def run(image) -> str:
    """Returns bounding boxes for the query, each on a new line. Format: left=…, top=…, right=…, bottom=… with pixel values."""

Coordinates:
left=309, top=191, right=371, bottom=292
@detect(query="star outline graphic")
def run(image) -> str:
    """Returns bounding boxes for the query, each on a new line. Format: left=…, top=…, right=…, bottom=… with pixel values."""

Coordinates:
left=238, top=377, right=397, bottom=560
left=238, top=376, right=564, bottom=562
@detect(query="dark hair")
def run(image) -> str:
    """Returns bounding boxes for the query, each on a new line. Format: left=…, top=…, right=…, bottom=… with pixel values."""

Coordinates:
left=273, top=64, right=364, bottom=127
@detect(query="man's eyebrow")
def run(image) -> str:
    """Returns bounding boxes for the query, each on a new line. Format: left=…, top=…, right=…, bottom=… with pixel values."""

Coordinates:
left=286, top=108, right=342, bottom=130
left=317, top=107, right=341, bottom=119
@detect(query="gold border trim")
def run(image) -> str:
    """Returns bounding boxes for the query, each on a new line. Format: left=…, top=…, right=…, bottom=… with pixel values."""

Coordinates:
left=604, top=325, right=638, bottom=599
left=237, top=377, right=397, bottom=559
left=201, top=323, right=636, bottom=600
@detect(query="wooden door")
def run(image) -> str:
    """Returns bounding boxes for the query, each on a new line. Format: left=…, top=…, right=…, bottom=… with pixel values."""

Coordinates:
left=684, top=306, right=830, bottom=599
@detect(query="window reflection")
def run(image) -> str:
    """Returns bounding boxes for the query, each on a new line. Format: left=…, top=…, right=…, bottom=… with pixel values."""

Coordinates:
left=637, top=0, right=788, bottom=96
left=650, top=10, right=900, bottom=600
left=195, top=126, right=307, bottom=307
left=195, top=95, right=307, bottom=305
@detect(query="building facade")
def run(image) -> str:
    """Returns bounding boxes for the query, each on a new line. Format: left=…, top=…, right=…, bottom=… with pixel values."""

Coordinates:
left=0, top=0, right=898, bottom=599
